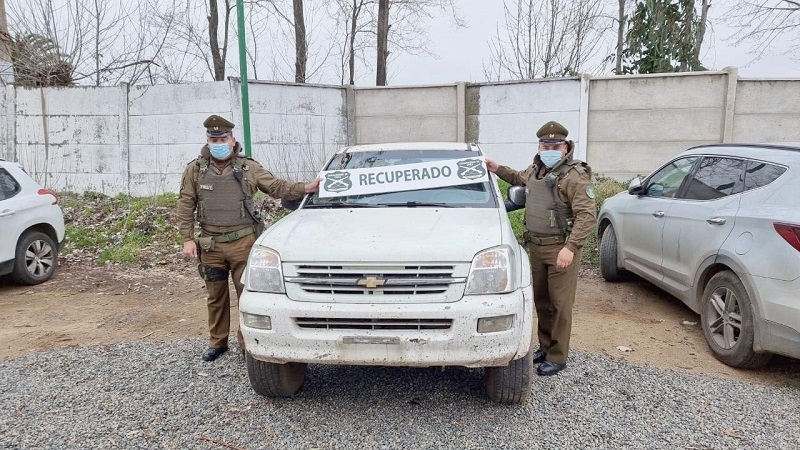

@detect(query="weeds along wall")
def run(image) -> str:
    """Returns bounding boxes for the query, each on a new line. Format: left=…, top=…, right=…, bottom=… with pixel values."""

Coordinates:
left=3, top=68, right=800, bottom=196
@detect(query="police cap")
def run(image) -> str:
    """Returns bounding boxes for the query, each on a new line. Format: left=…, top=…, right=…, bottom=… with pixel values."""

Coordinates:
left=536, top=121, right=569, bottom=142
left=204, top=115, right=235, bottom=137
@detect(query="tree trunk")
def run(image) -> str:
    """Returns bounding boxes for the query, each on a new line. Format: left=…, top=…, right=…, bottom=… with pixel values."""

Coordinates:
left=616, top=0, right=625, bottom=74
left=208, top=0, right=225, bottom=81
left=693, top=0, right=710, bottom=67
left=294, top=0, right=307, bottom=83
left=348, top=0, right=360, bottom=85
left=376, top=0, right=389, bottom=86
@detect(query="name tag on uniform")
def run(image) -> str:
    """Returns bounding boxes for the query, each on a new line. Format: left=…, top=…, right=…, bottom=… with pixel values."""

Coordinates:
left=199, top=184, right=214, bottom=191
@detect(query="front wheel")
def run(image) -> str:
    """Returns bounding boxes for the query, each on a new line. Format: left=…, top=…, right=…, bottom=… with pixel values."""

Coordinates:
left=700, top=271, right=771, bottom=368
left=599, top=224, right=625, bottom=282
left=12, top=231, right=58, bottom=285
left=245, top=352, right=307, bottom=397
left=484, top=351, right=533, bottom=404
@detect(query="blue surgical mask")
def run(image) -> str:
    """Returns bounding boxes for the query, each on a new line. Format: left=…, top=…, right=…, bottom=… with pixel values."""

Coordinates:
left=539, top=150, right=563, bottom=168
left=209, top=143, right=231, bottom=160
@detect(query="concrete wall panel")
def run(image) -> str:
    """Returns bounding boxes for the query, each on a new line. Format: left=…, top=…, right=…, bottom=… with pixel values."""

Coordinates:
left=355, top=86, right=457, bottom=116
left=735, top=80, right=800, bottom=114
left=590, top=74, right=727, bottom=110
left=15, top=86, right=122, bottom=116
left=476, top=80, right=581, bottom=114
left=17, top=115, right=120, bottom=145
left=588, top=140, right=715, bottom=180
left=588, top=109, right=722, bottom=142
left=129, top=82, right=229, bottom=116
left=357, top=115, right=456, bottom=144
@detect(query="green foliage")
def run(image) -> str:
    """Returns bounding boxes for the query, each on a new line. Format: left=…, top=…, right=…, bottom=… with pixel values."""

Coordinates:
left=60, top=192, right=183, bottom=264
left=621, top=0, right=706, bottom=74
left=495, top=176, right=629, bottom=268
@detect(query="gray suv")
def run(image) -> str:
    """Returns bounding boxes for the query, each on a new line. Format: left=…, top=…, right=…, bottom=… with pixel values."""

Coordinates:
left=597, top=144, right=800, bottom=368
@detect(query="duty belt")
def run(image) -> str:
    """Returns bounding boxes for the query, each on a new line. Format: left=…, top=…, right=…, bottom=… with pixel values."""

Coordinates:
left=524, top=231, right=566, bottom=246
left=207, top=224, right=258, bottom=243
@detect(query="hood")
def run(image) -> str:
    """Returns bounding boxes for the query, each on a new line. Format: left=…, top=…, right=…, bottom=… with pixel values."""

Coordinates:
left=258, top=207, right=503, bottom=263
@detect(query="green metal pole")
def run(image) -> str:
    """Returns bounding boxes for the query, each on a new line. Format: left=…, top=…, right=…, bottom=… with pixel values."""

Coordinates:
left=236, top=0, right=252, bottom=157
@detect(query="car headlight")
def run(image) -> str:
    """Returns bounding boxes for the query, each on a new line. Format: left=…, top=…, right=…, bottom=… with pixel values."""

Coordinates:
left=245, top=246, right=285, bottom=293
left=465, top=246, right=515, bottom=295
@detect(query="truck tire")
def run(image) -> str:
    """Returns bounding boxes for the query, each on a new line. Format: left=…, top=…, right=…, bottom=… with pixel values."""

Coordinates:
left=12, top=231, right=58, bottom=285
left=245, top=352, right=307, bottom=397
left=700, top=271, right=771, bottom=369
left=599, top=224, right=625, bottom=282
left=484, top=351, right=533, bottom=404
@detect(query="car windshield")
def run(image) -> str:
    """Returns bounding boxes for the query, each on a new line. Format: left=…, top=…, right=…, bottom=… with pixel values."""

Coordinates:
left=305, top=150, right=497, bottom=208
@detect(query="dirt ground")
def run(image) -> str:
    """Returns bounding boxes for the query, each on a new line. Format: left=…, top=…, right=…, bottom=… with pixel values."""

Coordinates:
left=1, top=262, right=798, bottom=388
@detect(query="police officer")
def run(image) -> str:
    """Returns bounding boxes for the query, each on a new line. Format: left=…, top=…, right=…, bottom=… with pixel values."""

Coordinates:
left=485, top=121, right=596, bottom=376
left=177, top=115, right=320, bottom=362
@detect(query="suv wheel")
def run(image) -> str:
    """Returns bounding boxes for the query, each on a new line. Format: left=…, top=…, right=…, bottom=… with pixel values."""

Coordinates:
left=599, top=224, right=626, bottom=282
left=484, top=351, right=533, bottom=404
left=12, top=231, right=58, bottom=285
left=245, top=352, right=307, bottom=397
left=700, top=271, right=771, bottom=368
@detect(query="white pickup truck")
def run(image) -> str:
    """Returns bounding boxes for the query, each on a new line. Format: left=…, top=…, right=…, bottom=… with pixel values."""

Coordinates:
left=239, top=142, right=534, bottom=403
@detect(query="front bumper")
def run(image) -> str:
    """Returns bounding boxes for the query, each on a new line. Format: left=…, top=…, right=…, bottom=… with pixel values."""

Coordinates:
left=239, top=285, right=533, bottom=368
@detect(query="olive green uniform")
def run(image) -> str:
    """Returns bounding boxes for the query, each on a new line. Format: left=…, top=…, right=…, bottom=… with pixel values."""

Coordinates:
left=177, top=143, right=306, bottom=349
left=495, top=151, right=596, bottom=365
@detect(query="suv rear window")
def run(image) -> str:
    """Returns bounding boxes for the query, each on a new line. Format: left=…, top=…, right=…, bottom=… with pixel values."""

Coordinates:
left=307, top=150, right=497, bottom=208
left=682, top=157, right=746, bottom=201
left=743, top=161, right=786, bottom=191
left=0, top=168, right=21, bottom=201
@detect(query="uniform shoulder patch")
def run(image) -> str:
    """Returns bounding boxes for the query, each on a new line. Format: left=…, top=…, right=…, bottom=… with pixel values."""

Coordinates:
left=586, top=186, right=596, bottom=199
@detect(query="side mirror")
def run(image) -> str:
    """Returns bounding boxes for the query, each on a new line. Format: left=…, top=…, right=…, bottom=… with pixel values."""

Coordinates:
left=628, top=177, right=643, bottom=196
left=281, top=198, right=302, bottom=211
left=505, top=185, right=526, bottom=212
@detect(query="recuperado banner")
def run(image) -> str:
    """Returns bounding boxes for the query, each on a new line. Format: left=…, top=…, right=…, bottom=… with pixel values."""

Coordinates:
left=319, top=157, right=488, bottom=198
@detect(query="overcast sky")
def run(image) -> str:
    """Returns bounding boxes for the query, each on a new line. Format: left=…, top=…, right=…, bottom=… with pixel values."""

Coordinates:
left=386, top=1, right=800, bottom=86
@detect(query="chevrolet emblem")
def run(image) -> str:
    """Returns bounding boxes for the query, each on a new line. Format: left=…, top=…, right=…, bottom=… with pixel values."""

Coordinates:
left=357, top=276, right=386, bottom=289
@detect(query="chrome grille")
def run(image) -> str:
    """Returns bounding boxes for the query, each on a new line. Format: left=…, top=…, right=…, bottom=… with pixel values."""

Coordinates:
left=294, top=317, right=452, bottom=330
left=286, top=265, right=462, bottom=295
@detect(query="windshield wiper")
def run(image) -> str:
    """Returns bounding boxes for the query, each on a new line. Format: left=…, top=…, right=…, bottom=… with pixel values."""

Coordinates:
left=380, top=201, right=454, bottom=208
left=304, top=202, right=385, bottom=208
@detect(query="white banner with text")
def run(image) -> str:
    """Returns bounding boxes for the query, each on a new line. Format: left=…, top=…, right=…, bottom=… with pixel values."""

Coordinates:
left=319, top=157, right=488, bottom=198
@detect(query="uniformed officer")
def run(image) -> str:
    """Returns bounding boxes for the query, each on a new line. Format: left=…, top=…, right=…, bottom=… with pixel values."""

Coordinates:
left=177, top=115, right=320, bottom=362
left=485, top=121, right=596, bottom=376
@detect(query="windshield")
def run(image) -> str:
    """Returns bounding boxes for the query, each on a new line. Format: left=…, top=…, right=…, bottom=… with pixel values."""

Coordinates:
left=305, top=150, right=497, bottom=208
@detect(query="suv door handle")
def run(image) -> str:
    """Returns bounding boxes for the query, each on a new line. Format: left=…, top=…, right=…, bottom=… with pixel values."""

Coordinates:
left=0, top=209, right=15, bottom=218
left=652, top=211, right=665, bottom=218
left=707, top=218, right=726, bottom=225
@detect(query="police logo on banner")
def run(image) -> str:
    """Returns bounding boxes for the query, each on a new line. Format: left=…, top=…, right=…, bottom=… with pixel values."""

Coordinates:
left=324, top=171, right=353, bottom=193
left=456, top=159, right=487, bottom=180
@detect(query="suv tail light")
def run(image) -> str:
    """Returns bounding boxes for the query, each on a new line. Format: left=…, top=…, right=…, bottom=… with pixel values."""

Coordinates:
left=38, top=189, right=58, bottom=205
left=774, top=223, right=800, bottom=252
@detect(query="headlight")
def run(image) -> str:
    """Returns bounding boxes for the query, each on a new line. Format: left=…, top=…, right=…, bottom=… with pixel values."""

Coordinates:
left=465, top=246, right=515, bottom=295
left=245, top=246, right=285, bottom=293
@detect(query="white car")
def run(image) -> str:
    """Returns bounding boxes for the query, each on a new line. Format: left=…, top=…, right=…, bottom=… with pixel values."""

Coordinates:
left=0, top=159, right=65, bottom=285
left=598, top=144, right=800, bottom=368
left=239, top=143, right=534, bottom=404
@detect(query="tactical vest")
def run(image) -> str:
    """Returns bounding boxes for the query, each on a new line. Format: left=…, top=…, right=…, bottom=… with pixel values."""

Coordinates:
left=524, top=161, right=580, bottom=237
left=196, top=156, right=256, bottom=228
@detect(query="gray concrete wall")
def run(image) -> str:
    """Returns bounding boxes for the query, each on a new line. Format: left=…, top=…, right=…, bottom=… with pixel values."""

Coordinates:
left=236, top=81, right=348, bottom=182
left=467, top=78, right=587, bottom=171
left=587, top=72, right=729, bottom=180
left=353, top=85, right=461, bottom=144
left=733, top=80, right=800, bottom=143
left=5, top=73, right=800, bottom=195
left=15, top=86, right=126, bottom=193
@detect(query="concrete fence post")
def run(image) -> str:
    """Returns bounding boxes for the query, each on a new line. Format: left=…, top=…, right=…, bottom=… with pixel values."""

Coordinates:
left=456, top=82, right=466, bottom=142
left=578, top=73, right=591, bottom=163
left=346, top=85, right=356, bottom=145
left=722, top=66, right=739, bottom=143
left=5, top=85, right=15, bottom=161
left=119, top=83, right=130, bottom=195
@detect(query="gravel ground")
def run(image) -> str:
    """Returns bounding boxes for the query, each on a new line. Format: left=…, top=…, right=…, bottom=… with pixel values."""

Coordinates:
left=1, top=339, right=798, bottom=450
